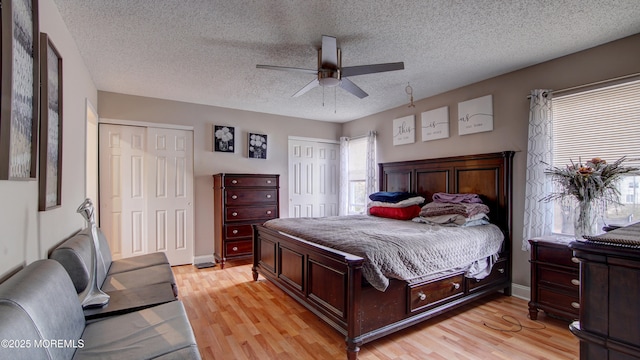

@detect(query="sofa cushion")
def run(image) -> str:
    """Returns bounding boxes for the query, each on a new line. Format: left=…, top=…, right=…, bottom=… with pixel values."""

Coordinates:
left=50, top=229, right=109, bottom=293
left=51, top=228, right=176, bottom=296
left=75, top=301, right=200, bottom=359
left=107, top=251, right=169, bottom=275
left=101, top=264, right=178, bottom=297
left=0, top=260, right=86, bottom=360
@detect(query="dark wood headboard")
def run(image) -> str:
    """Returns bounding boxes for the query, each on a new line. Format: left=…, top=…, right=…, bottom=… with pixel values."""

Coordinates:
left=379, top=151, right=514, bottom=247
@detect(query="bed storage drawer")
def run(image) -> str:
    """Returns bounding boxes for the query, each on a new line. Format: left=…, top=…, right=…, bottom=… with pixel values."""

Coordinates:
left=408, top=274, right=464, bottom=312
left=468, top=258, right=508, bottom=292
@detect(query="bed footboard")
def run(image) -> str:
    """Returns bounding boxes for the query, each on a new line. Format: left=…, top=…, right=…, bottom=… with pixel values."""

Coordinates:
left=252, top=224, right=365, bottom=357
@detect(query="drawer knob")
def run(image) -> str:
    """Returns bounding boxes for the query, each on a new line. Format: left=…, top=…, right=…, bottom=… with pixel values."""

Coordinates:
left=232, top=212, right=238, bottom=217
left=266, top=180, right=272, bottom=184
left=497, top=268, right=505, bottom=274
left=232, top=230, right=238, bottom=234
left=266, top=194, right=272, bottom=199
left=418, top=292, right=427, bottom=301
left=231, top=195, right=238, bottom=199
left=452, top=282, right=460, bottom=290
left=231, top=179, right=238, bottom=184
left=571, top=302, right=580, bottom=309
left=571, top=257, right=580, bottom=264
left=266, top=210, right=272, bottom=215
left=232, top=246, right=238, bottom=251
left=571, top=279, right=580, bottom=286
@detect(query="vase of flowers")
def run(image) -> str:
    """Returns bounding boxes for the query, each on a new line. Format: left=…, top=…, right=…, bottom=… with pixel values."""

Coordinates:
left=543, top=157, right=639, bottom=239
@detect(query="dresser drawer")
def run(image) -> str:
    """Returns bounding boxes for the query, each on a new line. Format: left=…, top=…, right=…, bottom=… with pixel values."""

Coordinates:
left=224, top=176, right=278, bottom=188
left=537, top=246, right=579, bottom=268
left=225, top=205, right=278, bottom=222
left=225, top=189, right=277, bottom=205
left=538, top=287, right=580, bottom=316
left=408, top=274, right=464, bottom=312
left=225, top=240, right=253, bottom=257
left=468, top=259, right=508, bottom=291
left=225, top=224, right=254, bottom=239
left=539, top=267, right=580, bottom=290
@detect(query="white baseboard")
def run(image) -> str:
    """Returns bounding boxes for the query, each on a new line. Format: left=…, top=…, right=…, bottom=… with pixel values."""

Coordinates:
left=510, top=283, right=530, bottom=301
left=193, top=254, right=214, bottom=266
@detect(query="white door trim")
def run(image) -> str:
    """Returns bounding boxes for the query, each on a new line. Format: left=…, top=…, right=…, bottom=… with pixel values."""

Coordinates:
left=288, top=135, right=339, bottom=144
left=100, top=118, right=194, bottom=131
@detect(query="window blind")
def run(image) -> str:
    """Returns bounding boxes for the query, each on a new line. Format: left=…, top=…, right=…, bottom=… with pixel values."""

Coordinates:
left=553, top=79, right=640, bottom=168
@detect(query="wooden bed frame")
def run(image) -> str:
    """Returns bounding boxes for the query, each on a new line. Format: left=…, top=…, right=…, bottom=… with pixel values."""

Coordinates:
left=252, top=151, right=514, bottom=359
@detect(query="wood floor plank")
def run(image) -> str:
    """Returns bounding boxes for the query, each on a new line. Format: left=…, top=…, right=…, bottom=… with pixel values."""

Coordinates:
left=173, top=263, right=579, bottom=359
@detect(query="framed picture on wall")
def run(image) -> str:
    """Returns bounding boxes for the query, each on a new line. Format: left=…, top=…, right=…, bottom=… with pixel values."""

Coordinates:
left=392, top=115, right=415, bottom=146
left=0, top=0, right=40, bottom=180
left=421, top=106, right=449, bottom=141
left=248, top=133, right=267, bottom=159
left=39, top=33, right=63, bottom=211
left=214, top=125, right=234, bottom=152
left=458, top=95, right=493, bottom=135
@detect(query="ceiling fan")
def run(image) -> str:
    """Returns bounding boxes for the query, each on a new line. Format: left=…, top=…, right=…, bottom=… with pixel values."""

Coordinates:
left=256, top=35, right=405, bottom=99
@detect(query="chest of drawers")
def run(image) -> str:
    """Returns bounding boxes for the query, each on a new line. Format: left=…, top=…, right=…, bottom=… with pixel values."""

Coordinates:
left=213, top=173, right=279, bottom=268
left=528, top=236, right=580, bottom=321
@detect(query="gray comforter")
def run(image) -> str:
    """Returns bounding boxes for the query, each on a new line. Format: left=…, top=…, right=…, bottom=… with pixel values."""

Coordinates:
left=263, top=215, right=504, bottom=291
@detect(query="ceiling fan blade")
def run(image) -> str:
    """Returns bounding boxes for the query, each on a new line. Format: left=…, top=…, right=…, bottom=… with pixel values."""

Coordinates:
left=339, top=78, right=368, bottom=99
left=256, top=64, right=317, bottom=75
left=341, top=62, right=405, bottom=77
left=321, top=35, right=338, bottom=68
left=292, top=78, right=320, bottom=97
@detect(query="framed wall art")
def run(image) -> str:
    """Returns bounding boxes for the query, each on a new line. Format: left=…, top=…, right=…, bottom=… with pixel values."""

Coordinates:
left=0, top=0, right=40, bottom=180
left=38, top=33, right=63, bottom=211
left=421, top=106, right=449, bottom=141
left=458, top=94, right=493, bottom=135
left=214, top=125, right=234, bottom=152
left=248, top=132, right=267, bottom=159
left=392, top=115, right=415, bottom=146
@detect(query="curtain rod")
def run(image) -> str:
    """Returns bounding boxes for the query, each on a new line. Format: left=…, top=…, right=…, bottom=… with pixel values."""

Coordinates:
left=526, top=72, right=640, bottom=99
left=344, top=131, right=377, bottom=140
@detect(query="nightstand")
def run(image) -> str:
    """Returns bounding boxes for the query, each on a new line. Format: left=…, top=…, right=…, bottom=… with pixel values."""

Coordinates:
left=528, top=235, right=580, bottom=321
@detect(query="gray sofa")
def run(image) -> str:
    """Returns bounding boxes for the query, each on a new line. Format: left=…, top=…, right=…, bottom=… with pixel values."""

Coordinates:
left=0, top=259, right=200, bottom=359
left=50, top=227, right=178, bottom=297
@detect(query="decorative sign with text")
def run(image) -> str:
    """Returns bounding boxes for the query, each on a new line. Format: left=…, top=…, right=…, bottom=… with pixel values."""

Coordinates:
left=458, top=95, right=493, bottom=135
left=421, top=106, right=449, bottom=141
left=393, top=115, right=415, bottom=146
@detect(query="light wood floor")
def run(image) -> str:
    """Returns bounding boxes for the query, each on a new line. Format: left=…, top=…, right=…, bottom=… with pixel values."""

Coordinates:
left=173, top=262, right=579, bottom=360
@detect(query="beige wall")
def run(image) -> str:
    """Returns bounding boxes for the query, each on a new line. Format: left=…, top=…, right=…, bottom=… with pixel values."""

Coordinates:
left=343, top=33, right=640, bottom=289
left=2, top=0, right=638, bottom=294
left=97, top=93, right=342, bottom=258
left=0, top=0, right=98, bottom=276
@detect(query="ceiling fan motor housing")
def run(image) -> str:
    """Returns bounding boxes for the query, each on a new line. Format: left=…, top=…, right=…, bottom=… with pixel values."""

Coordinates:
left=318, top=70, right=341, bottom=87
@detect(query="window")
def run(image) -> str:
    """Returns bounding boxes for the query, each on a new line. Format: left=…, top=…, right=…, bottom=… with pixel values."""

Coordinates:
left=551, top=79, right=640, bottom=233
left=347, top=137, right=368, bottom=214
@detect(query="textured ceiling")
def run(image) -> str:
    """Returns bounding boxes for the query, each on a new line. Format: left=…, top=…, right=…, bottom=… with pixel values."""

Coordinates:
left=52, top=0, right=640, bottom=123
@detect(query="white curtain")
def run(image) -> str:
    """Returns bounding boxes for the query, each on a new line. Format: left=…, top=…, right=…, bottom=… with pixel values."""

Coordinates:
left=339, top=136, right=349, bottom=216
left=364, top=131, right=378, bottom=199
left=522, top=89, right=554, bottom=250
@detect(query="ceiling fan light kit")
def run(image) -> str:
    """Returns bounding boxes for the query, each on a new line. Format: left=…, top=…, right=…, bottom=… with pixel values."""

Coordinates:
left=257, top=35, right=404, bottom=100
